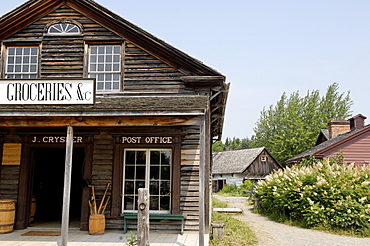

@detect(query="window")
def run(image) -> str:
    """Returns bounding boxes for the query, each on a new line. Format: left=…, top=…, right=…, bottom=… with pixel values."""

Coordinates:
left=261, top=155, right=267, bottom=162
left=48, top=23, right=80, bottom=35
left=88, top=45, right=121, bottom=91
left=6, top=47, right=38, bottom=78
left=123, top=149, right=171, bottom=213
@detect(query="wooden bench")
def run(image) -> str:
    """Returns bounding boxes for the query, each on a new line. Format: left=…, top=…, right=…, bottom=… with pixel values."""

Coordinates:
left=121, top=213, right=187, bottom=235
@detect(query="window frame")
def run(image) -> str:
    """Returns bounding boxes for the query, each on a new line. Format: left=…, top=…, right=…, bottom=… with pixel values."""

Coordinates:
left=87, top=44, right=123, bottom=92
left=4, top=46, right=39, bottom=79
left=122, top=148, right=172, bottom=214
left=47, top=23, right=81, bottom=35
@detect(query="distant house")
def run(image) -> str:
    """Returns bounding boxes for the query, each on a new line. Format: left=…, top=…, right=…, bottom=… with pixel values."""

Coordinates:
left=286, top=114, right=370, bottom=166
left=212, top=147, right=282, bottom=192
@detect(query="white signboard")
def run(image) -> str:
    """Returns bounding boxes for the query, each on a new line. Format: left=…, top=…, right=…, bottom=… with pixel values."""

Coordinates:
left=0, top=79, right=95, bottom=105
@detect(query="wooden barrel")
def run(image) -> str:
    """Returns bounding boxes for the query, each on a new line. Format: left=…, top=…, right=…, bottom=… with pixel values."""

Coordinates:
left=29, top=196, right=36, bottom=223
left=89, top=214, right=105, bottom=235
left=0, top=199, right=15, bottom=234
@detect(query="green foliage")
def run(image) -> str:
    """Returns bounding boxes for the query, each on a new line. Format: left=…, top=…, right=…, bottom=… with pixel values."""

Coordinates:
left=254, top=159, right=370, bottom=236
left=297, top=153, right=344, bottom=167
left=212, top=141, right=225, bottom=152
left=218, top=180, right=254, bottom=197
left=238, top=180, right=254, bottom=192
left=125, top=231, right=137, bottom=246
left=212, top=137, right=256, bottom=152
left=253, top=82, right=352, bottom=165
left=211, top=198, right=257, bottom=245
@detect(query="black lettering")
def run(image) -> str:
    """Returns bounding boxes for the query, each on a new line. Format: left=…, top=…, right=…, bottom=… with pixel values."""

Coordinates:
left=77, top=83, right=83, bottom=100
left=45, top=83, right=52, bottom=101
left=15, top=83, right=22, bottom=101
left=21, top=83, right=29, bottom=101
left=65, top=83, right=72, bottom=101
left=38, top=83, right=45, bottom=101
left=7, top=83, right=14, bottom=101
left=30, top=83, right=37, bottom=101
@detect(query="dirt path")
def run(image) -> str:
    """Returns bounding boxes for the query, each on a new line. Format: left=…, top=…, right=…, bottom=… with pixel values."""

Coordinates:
left=213, top=195, right=370, bottom=246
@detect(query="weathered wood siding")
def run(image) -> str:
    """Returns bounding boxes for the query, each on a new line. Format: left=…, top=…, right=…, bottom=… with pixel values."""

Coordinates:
left=0, top=165, right=19, bottom=200
left=5, top=5, right=195, bottom=95
left=180, top=126, right=200, bottom=231
left=91, top=133, right=115, bottom=228
left=245, top=151, right=281, bottom=176
left=124, top=42, right=191, bottom=94
left=324, top=132, right=370, bottom=166
left=0, top=135, right=22, bottom=201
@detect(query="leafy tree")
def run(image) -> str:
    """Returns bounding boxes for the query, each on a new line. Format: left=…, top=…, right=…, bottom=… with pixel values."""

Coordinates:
left=253, top=82, right=352, bottom=165
left=212, top=141, right=225, bottom=152
left=212, top=137, right=256, bottom=152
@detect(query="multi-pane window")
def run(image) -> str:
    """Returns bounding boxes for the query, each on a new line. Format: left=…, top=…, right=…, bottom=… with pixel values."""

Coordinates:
left=6, top=47, right=38, bottom=78
left=123, top=149, right=171, bottom=213
left=48, top=23, right=80, bottom=35
left=88, top=46, right=121, bottom=91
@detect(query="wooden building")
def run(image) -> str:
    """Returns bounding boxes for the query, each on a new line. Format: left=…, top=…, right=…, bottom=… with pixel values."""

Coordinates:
left=212, top=147, right=282, bottom=192
left=0, top=0, right=229, bottom=236
left=286, top=114, right=370, bottom=166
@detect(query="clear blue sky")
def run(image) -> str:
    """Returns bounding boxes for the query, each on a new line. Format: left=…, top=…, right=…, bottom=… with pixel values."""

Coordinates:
left=2, top=1, right=370, bottom=140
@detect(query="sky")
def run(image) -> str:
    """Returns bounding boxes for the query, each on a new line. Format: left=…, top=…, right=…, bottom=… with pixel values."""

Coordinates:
left=2, top=1, right=370, bottom=140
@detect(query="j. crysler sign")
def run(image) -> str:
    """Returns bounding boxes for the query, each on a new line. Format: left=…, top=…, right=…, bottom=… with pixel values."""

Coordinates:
left=0, top=79, right=95, bottom=105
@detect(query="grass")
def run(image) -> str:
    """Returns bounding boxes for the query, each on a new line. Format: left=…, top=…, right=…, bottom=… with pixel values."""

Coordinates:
left=210, top=198, right=257, bottom=246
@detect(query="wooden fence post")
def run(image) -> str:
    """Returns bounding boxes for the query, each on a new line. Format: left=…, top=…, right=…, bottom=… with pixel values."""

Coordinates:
left=211, top=223, right=224, bottom=240
left=138, top=188, right=149, bottom=246
left=61, top=126, right=74, bottom=246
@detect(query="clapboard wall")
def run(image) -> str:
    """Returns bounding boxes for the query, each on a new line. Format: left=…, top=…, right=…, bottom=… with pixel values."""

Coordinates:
left=4, top=5, right=195, bottom=95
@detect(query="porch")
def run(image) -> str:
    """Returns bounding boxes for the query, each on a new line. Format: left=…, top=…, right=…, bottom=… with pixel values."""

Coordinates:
left=0, top=227, right=208, bottom=246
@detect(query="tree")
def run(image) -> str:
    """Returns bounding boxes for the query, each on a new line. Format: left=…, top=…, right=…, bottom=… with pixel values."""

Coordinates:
left=212, top=136, right=255, bottom=152
left=212, top=141, right=225, bottom=152
left=253, top=82, right=352, bottom=165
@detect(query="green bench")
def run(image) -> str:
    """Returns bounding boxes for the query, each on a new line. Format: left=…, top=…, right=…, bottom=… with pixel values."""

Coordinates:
left=121, top=213, right=187, bottom=235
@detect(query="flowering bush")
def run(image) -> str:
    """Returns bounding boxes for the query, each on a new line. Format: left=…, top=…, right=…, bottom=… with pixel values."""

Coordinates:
left=254, top=159, right=370, bottom=236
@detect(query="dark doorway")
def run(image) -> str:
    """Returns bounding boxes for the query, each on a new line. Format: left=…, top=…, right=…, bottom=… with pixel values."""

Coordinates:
left=31, top=147, right=85, bottom=223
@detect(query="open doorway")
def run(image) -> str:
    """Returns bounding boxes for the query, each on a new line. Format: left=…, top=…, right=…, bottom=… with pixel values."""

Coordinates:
left=31, top=147, right=85, bottom=226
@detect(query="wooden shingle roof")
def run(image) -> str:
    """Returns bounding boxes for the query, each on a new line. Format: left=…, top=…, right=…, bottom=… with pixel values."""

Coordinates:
left=212, top=147, right=265, bottom=174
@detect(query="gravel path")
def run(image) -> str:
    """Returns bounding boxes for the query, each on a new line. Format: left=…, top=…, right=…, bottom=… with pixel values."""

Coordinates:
left=213, top=195, right=370, bottom=246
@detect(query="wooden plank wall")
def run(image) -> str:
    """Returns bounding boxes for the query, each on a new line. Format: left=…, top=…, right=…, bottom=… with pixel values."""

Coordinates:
left=326, top=133, right=370, bottom=166
left=91, top=133, right=117, bottom=228
left=246, top=150, right=281, bottom=176
left=6, top=5, right=195, bottom=95
left=0, top=135, right=22, bottom=201
left=180, top=126, right=200, bottom=231
left=0, top=165, right=20, bottom=200
left=124, top=42, right=192, bottom=94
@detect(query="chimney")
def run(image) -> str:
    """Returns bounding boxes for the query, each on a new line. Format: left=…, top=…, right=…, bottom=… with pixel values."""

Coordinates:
left=328, top=120, right=350, bottom=139
left=349, top=114, right=366, bottom=131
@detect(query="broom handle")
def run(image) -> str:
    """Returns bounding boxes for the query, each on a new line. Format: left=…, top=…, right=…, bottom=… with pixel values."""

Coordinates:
left=101, top=196, right=111, bottom=214
left=91, top=185, right=97, bottom=214
left=98, top=183, right=111, bottom=214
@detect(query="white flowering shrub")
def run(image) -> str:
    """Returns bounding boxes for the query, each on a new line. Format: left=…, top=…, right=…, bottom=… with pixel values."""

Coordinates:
left=254, top=159, right=370, bottom=235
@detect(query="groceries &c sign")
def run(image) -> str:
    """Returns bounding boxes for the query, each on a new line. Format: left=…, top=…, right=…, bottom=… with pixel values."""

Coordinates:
left=0, top=79, right=95, bottom=105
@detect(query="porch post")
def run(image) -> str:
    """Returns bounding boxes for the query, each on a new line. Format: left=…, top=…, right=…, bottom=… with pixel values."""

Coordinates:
left=199, top=117, right=205, bottom=246
left=61, top=126, right=74, bottom=246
